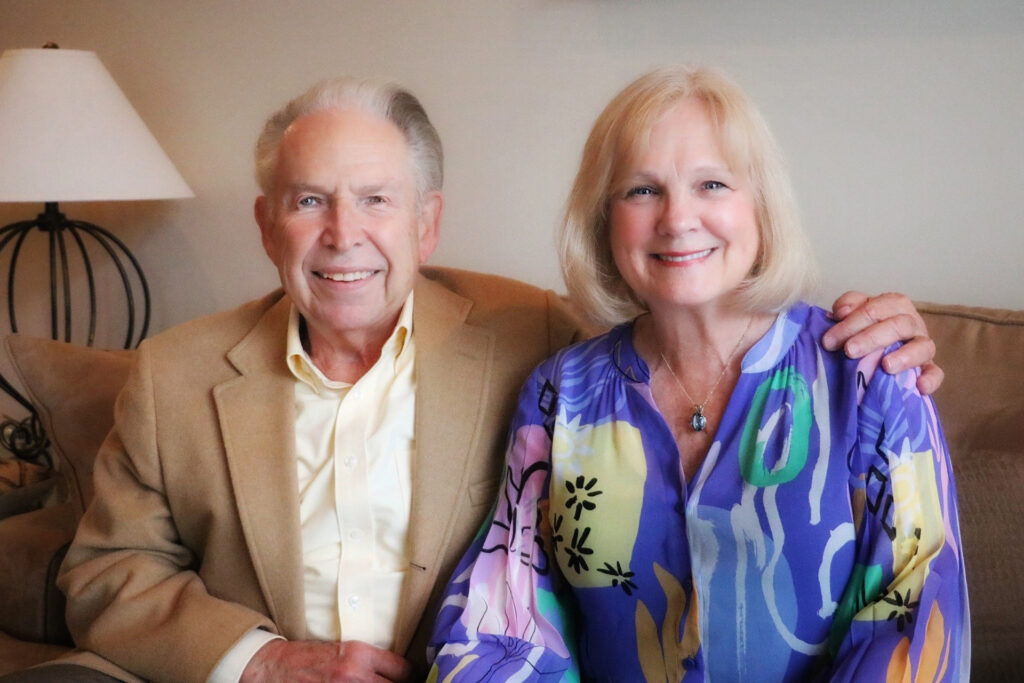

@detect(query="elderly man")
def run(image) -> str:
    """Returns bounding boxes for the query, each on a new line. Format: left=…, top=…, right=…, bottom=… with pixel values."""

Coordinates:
left=36, top=77, right=939, bottom=683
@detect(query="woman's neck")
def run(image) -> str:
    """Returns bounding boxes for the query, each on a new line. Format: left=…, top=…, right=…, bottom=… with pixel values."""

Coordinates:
left=634, top=303, right=776, bottom=482
left=635, top=301, right=770, bottom=374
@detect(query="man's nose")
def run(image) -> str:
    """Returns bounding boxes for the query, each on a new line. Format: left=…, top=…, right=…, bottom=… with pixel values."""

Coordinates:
left=323, top=201, right=362, bottom=249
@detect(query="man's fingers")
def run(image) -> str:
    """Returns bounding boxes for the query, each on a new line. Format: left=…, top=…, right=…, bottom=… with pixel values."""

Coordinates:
left=916, top=362, right=944, bottom=396
left=243, top=639, right=412, bottom=682
left=337, top=640, right=412, bottom=682
left=825, top=305, right=926, bottom=356
left=849, top=313, right=929, bottom=358
left=373, top=651, right=413, bottom=682
left=879, top=335, right=937, bottom=374
left=829, top=290, right=870, bottom=321
left=824, top=291, right=944, bottom=392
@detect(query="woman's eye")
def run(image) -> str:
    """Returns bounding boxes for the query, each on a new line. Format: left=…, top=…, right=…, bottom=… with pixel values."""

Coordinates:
left=625, top=186, right=656, bottom=199
left=701, top=180, right=727, bottom=191
left=366, top=195, right=387, bottom=205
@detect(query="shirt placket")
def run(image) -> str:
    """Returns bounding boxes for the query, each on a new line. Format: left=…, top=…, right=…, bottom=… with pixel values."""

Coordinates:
left=334, top=380, right=377, bottom=643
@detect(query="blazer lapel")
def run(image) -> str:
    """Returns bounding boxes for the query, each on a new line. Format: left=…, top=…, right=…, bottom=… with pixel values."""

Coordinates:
left=213, top=296, right=307, bottom=639
left=393, top=274, right=494, bottom=653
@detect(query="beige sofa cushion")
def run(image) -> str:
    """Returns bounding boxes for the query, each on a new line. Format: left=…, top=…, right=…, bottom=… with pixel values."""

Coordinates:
left=2, top=336, right=135, bottom=515
left=0, top=336, right=134, bottom=650
left=920, top=303, right=1024, bottom=680
left=919, top=303, right=1024, bottom=455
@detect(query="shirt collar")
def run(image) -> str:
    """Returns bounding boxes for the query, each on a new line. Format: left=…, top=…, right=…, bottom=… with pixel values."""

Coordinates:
left=286, top=292, right=414, bottom=392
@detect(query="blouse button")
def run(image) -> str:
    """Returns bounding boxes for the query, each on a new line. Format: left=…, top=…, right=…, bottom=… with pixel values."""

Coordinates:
left=682, top=656, right=697, bottom=670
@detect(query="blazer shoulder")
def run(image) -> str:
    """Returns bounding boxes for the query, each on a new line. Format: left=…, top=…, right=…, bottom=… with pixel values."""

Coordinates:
left=140, top=289, right=287, bottom=367
left=419, top=266, right=589, bottom=348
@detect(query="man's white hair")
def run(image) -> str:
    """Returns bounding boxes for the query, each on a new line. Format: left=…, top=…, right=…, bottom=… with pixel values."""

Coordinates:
left=254, top=76, right=443, bottom=200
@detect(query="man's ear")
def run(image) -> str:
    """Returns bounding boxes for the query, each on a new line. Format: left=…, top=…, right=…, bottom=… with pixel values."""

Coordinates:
left=417, top=191, right=443, bottom=264
left=254, top=195, right=277, bottom=263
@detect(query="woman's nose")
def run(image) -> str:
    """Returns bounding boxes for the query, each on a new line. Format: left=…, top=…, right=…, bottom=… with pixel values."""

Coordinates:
left=659, top=192, right=699, bottom=235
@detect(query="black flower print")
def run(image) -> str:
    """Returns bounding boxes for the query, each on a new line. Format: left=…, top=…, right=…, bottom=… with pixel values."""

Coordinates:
left=883, top=588, right=919, bottom=632
left=565, top=475, right=602, bottom=521
left=550, top=513, right=565, bottom=555
left=564, top=526, right=594, bottom=573
left=597, top=561, right=638, bottom=596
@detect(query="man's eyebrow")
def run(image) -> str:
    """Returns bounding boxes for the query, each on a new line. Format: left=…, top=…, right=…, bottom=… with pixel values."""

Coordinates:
left=282, top=182, right=329, bottom=195
left=353, top=179, right=400, bottom=194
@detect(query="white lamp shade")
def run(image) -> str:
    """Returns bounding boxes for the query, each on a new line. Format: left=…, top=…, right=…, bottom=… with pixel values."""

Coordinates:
left=0, top=48, right=194, bottom=202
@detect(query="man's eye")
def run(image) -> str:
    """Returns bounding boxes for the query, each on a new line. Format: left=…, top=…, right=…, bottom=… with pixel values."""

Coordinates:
left=297, top=196, right=320, bottom=207
left=366, top=195, right=387, bottom=205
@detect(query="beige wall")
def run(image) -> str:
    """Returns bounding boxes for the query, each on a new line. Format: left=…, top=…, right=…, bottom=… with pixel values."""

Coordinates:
left=1, top=0, right=1022, bottom=344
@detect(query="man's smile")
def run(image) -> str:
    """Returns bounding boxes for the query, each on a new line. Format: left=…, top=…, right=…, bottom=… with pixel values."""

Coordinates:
left=313, top=269, right=378, bottom=282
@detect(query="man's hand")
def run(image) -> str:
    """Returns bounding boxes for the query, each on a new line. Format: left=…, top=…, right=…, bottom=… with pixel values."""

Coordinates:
left=823, top=291, right=944, bottom=395
left=241, top=639, right=413, bottom=683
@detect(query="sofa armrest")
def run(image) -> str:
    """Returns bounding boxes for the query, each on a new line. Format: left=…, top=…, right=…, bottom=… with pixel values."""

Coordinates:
left=0, top=501, right=76, bottom=645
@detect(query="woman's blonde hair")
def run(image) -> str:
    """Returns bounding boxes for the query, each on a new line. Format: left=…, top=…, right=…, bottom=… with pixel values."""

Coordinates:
left=559, top=65, right=817, bottom=327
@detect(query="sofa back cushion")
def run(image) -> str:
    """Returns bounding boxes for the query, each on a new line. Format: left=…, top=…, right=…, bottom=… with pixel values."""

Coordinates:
left=919, top=302, right=1024, bottom=680
left=2, top=335, right=136, bottom=516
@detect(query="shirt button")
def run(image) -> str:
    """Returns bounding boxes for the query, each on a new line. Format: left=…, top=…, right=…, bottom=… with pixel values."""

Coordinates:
left=683, top=656, right=697, bottom=670
left=343, top=456, right=357, bottom=469
left=347, top=595, right=360, bottom=609
left=348, top=528, right=365, bottom=541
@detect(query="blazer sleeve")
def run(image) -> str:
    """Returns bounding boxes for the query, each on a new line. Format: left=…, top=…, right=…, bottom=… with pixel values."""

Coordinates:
left=57, top=341, right=274, bottom=683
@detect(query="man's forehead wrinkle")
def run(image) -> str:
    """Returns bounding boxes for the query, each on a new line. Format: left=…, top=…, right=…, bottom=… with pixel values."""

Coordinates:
left=280, top=176, right=407, bottom=197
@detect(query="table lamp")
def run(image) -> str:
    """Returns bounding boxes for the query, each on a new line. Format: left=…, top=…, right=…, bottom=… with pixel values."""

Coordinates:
left=0, top=44, right=193, bottom=463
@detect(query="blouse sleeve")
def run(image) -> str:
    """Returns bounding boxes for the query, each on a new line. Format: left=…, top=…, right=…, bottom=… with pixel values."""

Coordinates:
left=828, top=354, right=969, bottom=681
left=427, top=367, right=580, bottom=682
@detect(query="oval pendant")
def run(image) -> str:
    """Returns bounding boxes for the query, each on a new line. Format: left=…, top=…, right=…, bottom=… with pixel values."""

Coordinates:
left=690, top=408, right=707, bottom=432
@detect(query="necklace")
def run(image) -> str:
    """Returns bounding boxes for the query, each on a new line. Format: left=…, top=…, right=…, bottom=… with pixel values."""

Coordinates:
left=659, top=317, right=753, bottom=432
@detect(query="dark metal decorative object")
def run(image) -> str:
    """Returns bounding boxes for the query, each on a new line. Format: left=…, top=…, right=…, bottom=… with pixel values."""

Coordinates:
left=0, top=202, right=150, bottom=464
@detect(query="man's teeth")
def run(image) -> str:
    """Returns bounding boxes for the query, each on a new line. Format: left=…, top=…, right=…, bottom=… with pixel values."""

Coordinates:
left=316, top=270, right=375, bottom=282
left=658, top=249, right=713, bottom=262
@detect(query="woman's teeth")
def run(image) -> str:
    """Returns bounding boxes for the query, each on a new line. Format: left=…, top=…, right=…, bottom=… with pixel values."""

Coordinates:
left=657, top=248, right=713, bottom=262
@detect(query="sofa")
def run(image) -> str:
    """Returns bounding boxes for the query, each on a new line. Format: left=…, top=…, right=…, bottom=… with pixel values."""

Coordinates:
left=0, top=301, right=1021, bottom=680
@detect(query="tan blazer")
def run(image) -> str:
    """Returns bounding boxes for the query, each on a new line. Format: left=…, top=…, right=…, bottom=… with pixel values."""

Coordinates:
left=57, top=266, right=584, bottom=682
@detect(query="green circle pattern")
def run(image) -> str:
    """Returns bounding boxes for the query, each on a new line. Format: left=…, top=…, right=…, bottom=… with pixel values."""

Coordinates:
left=739, top=369, right=812, bottom=487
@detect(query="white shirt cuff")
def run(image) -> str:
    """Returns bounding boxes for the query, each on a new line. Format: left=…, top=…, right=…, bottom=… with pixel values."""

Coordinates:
left=206, top=628, right=284, bottom=683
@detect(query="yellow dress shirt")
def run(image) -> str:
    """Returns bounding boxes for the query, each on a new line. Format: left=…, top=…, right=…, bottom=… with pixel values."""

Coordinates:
left=208, top=294, right=415, bottom=682
left=287, top=296, right=415, bottom=645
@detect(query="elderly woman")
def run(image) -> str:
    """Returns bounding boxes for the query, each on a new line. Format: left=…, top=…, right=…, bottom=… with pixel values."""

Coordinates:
left=428, top=67, right=967, bottom=681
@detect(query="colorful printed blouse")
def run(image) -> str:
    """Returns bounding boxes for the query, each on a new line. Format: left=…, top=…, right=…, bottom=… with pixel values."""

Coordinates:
left=428, top=303, right=968, bottom=682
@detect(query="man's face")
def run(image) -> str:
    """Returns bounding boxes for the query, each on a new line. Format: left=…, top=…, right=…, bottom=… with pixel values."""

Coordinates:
left=256, top=108, right=440, bottom=351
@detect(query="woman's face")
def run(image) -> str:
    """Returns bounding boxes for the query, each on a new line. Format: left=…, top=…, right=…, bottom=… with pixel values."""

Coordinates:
left=608, top=97, right=760, bottom=317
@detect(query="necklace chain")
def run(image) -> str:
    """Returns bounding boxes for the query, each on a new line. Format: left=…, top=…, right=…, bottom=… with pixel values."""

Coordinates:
left=659, top=317, right=753, bottom=432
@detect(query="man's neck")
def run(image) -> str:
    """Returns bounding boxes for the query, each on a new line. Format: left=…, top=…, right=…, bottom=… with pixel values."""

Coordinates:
left=302, top=316, right=398, bottom=384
